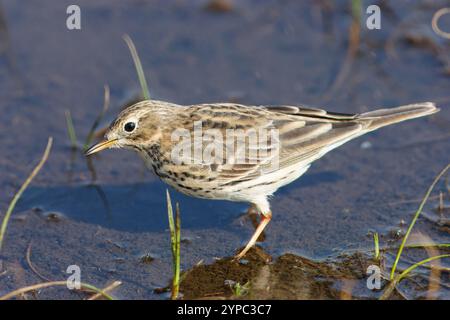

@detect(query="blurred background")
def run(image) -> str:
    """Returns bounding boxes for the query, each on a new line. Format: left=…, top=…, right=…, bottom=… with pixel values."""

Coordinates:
left=0, top=0, right=448, bottom=299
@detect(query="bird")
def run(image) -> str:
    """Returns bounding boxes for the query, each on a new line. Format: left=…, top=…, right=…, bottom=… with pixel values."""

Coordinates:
left=85, top=100, right=439, bottom=260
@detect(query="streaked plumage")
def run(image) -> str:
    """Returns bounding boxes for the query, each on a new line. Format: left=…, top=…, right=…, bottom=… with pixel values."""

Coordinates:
left=86, top=100, right=439, bottom=259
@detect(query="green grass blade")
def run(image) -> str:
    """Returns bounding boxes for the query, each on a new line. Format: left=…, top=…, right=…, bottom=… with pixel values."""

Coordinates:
left=87, top=280, right=122, bottom=300
left=166, top=189, right=181, bottom=300
left=171, top=202, right=181, bottom=300
left=351, top=0, right=362, bottom=23
left=123, top=34, right=150, bottom=100
left=373, top=232, right=380, bottom=260
left=405, top=243, right=450, bottom=249
left=390, top=164, right=450, bottom=280
left=65, top=111, right=78, bottom=149
left=81, top=283, right=115, bottom=300
left=0, top=137, right=53, bottom=252
left=166, top=189, right=176, bottom=256
left=84, top=85, right=110, bottom=150
left=380, top=254, right=450, bottom=300
left=398, top=254, right=450, bottom=282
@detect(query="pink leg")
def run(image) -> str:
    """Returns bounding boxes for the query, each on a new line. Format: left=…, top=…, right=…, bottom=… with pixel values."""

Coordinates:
left=234, top=211, right=272, bottom=260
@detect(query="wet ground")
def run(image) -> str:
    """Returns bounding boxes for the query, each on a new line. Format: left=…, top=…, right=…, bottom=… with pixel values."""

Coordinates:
left=0, top=0, right=449, bottom=299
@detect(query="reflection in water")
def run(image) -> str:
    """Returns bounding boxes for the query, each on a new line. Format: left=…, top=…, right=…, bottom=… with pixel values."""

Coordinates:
left=177, top=245, right=449, bottom=300
left=65, top=85, right=117, bottom=221
left=177, top=246, right=383, bottom=299
left=89, top=183, right=112, bottom=222
left=65, top=146, right=113, bottom=220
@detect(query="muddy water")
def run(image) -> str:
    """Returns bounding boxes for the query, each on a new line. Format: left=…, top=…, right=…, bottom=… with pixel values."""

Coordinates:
left=0, top=1, right=449, bottom=299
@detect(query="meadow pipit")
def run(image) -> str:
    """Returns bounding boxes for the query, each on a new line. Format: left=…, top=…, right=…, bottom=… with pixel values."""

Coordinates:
left=86, top=100, right=439, bottom=259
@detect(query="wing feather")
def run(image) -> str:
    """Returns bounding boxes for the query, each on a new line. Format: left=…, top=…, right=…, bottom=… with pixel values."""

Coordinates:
left=170, top=103, right=362, bottom=186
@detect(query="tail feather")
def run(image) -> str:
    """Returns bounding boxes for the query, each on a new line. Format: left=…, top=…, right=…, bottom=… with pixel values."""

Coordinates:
left=358, top=102, right=439, bottom=131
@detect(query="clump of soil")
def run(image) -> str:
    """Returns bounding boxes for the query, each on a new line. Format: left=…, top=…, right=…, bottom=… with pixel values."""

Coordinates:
left=179, top=247, right=381, bottom=299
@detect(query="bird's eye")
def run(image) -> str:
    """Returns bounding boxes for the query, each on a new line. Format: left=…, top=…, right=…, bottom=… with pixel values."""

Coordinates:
left=124, top=122, right=136, bottom=132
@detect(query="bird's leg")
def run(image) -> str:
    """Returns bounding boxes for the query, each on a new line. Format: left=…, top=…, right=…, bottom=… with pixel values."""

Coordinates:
left=234, top=211, right=272, bottom=260
left=246, top=205, right=266, bottom=241
left=249, top=213, right=267, bottom=242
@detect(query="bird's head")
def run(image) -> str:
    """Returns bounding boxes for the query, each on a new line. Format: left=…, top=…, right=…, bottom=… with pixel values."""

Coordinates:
left=85, top=100, right=171, bottom=155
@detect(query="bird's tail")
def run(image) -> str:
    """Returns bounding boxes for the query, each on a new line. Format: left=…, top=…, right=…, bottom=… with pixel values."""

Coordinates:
left=358, top=102, right=440, bottom=131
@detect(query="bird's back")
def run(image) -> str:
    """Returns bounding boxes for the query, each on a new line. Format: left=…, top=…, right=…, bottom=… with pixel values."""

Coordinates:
left=146, top=101, right=438, bottom=204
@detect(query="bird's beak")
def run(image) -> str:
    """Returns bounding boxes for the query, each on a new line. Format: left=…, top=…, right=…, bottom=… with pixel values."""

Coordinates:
left=85, top=139, right=118, bottom=156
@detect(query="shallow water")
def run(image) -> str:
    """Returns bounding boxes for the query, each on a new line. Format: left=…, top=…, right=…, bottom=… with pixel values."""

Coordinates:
left=0, top=0, right=449, bottom=299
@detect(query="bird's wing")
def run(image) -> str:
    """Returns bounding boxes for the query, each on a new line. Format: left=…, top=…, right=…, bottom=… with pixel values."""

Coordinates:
left=264, top=105, right=365, bottom=172
left=166, top=103, right=365, bottom=185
